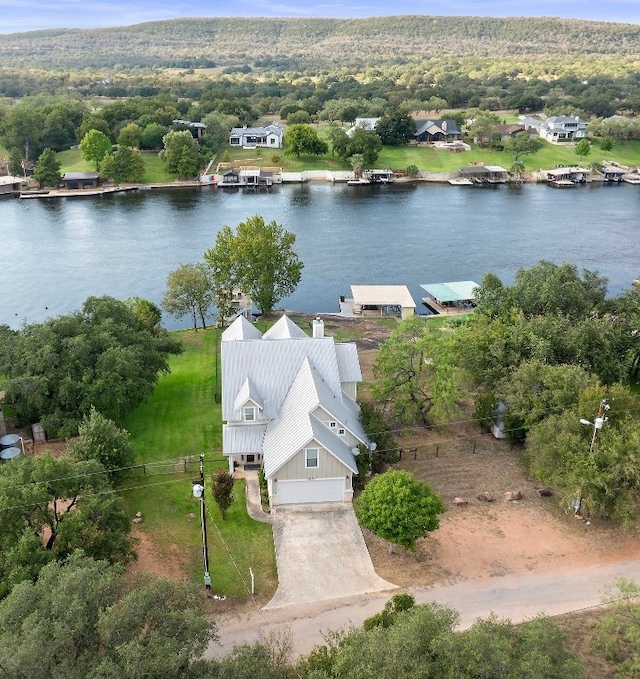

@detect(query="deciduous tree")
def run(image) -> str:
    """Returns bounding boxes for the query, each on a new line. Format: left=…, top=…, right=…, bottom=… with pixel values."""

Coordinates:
left=99, top=146, right=145, bottom=182
left=162, top=262, right=215, bottom=331
left=159, top=129, right=199, bottom=176
left=0, top=456, right=136, bottom=597
left=373, top=316, right=464, bottom=426
left=504, top=130, right=544, bottom=160
left=355, top=470, right=444, bottom=551
left=284, top=123, right=328, bottom=157
left=117, top=121, right=142, bottom=148
left=67, top=407, right=134, bottom=483
left=80, top=129, right=113, bottom=169
left=211, top=468, right=234, bottom=520
left=0, top=552, right=215, bottom=677
left=375, top=110, right=417, bottom=145
left=204, top=215, right=303, bottom=316
left=0, top=295, right=182, bottom=436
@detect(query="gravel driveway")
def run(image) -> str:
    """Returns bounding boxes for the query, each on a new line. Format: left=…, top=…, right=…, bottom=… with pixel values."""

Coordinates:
left=264, top=502, right=396, bottom=609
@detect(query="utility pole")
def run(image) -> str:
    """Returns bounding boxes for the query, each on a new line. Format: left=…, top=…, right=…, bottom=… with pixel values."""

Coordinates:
left=192, top=454, right=211, bottom=591
left=577, top=399, right=610, bottom=515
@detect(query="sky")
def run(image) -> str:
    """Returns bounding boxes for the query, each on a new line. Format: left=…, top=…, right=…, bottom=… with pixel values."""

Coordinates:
left=1, top=0, right=639, bottom=34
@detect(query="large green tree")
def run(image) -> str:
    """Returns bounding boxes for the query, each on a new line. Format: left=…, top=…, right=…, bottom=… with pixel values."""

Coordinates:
left=373, top=316, right=464, bottom=426
left=204, top=215, right=303, bottom=316
left=345, top=127, right=382, bottom=165
left=527, top=384, right=640, bottom=522
left=79, top=129, right=113, bottom=169
left=99, top=146, right=145, bottom=182
left=284, top=123, right=329, bottom=157
left=67, top=407, right=134, bottom=483
left=0, top=455, right=136, bottom=597
left=300, top=598, right=582, bottom=679
left=375, top=110, right=417, bottom=145
left=504, top=130, right=544, bottom=161
left=595, top=578, right=640, bottom=677
left=32, top=147, right=61, bottom=188
left=116, top=122, right=142, bottom=148
left=0, top=552, right=215, bottom=677
left=159, top=129, right=199, bottom=176
left=355, top=469, right=444, bottom=551
left=0, top=296, right=182, bottom=436
left=161, top=262, right=215, bottom=331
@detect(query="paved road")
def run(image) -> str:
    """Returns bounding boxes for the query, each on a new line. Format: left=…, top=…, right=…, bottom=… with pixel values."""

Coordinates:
left=207, top=557, right=640, bottom=660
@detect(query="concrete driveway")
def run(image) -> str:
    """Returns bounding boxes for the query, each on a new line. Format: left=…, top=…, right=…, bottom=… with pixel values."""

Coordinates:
left=264, top=502, right=396, bottom=609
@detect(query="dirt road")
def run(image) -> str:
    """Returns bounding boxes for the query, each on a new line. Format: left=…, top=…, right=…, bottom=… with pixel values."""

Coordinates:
left=208, top=556, right=640, bottom=659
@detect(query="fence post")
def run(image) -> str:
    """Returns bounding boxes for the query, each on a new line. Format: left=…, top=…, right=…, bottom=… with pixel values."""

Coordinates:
left=435, top=445, right=439, bottom=459
left=472, top=442, right=476, bottom=455
left=398, top=449, right=402, bottom=461
left=143, top=464, right=146, bottom=476
left=413, top=447, right=417, bottom=460
left=184, top=458, right=187, bottom=473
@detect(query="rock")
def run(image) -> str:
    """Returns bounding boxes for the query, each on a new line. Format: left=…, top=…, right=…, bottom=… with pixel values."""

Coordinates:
left=135, top=511, right=142, bottom=518
left=453, top=497, right=468, bottom=506
left=477, top=492, right=493, bottom=502
left=186, top=513, right=196, bottom=520
left=504, top=490, right=522, bottom=501
left=132, top=517, right=142, bottom=524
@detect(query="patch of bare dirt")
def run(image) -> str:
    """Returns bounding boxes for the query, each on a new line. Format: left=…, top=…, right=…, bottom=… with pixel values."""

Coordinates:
left=365, top=422, right=640, bottom=588
left=126, top=529, right=189, bottom=581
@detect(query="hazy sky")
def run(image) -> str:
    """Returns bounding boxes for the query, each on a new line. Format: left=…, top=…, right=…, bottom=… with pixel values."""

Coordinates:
left=1, top=0, right=639, bottom=33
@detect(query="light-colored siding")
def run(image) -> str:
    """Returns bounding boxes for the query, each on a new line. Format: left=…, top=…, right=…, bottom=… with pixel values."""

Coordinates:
left=274, top=445, right=351, bottom=481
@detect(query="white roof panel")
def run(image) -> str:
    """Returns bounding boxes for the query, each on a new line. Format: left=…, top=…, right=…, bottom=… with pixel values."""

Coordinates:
left=351, top=285, right=416, bottom=308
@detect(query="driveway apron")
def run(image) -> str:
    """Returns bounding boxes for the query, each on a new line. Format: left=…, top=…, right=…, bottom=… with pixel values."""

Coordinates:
left=264, top=502, right=396, bottom=609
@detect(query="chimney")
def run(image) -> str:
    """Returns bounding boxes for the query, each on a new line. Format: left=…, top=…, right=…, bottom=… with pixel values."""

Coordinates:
left=312, top=316, right=324, bottom=339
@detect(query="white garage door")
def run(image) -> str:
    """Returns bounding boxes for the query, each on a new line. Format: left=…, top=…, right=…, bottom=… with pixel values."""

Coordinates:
left=277, top=478, right=345, bottom=505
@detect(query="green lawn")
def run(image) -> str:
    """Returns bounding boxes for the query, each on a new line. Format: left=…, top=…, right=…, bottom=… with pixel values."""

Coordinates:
left=222, top=121, right=640, bottom=175
left=121, top=328, right=276, bottom=599
left=57, top=148, right=177, bottom=183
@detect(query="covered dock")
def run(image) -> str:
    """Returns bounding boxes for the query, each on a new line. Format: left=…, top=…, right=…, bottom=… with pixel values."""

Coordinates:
left=421, top=281, right=479, bottom=315
left=341, top=285, right=416, bottom=320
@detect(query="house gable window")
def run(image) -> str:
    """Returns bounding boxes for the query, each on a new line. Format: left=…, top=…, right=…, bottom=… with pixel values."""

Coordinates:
left=244, top=406, right=255, bottom=422
left=305, top=447, right=319, bottom=469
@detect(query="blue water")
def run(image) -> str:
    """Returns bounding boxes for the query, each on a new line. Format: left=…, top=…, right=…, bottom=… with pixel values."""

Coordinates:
left=1, top=182, right=638, bottom=329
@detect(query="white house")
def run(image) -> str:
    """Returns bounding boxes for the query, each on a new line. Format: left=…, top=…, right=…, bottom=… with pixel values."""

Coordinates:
left=539, top=116, right=588, bottom=142
left=346, top=118, right=380, bottom=137
left=229, top=122, right=284, bottom=149
left=221, top=315, right=370, bottom=506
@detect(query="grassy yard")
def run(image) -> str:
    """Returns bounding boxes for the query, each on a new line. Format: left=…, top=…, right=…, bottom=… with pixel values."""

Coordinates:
left=121, top=328, right=277, bottom=599
left=57, top=148, right=177, bottom=183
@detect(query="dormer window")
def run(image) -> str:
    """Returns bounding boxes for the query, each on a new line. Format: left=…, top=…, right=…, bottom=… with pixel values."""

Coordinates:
left=329, top=421, right=337, bottom=429
left=244, top=406, right=255, bottom=422
left=338, top=428, right=345, bottom=436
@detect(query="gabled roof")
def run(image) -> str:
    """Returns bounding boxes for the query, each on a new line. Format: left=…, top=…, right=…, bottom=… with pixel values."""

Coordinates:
left=262, top=357, right=360, bottom=477
left=222, top=315, right=352, bottom=422
left=221, top=315, right=262, bottom=341
left=414, top=118, right=461, bottom=137
left=262, top=315, right=308, bottom=339
left=233, top=376, right=264, bottom=411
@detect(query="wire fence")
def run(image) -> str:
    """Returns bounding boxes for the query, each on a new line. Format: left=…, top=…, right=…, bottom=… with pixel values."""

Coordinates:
left=127, top=456, right=227, bottom=478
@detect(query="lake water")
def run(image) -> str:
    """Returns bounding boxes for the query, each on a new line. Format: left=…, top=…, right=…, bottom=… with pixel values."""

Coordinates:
left=1, top=182, right=638, bottom=330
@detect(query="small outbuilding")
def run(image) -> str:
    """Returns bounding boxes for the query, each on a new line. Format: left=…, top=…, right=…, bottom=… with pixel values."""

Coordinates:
left=350, top=285, right=416, bottom=320
left=60, top=172, right=101, bottom=190
left=0, top=176, right=24, bottom=196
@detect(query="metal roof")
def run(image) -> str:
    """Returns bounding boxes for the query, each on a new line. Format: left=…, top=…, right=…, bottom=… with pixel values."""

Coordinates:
left=421, top=281, right=479, bottom=302
left=351, top=285, right=416, bottom=308
left=61, top=172, right=100, bottom=180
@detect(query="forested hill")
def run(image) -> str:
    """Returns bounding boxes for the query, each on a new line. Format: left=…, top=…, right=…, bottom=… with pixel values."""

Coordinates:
left=2, top=15, right=640, bottom=71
